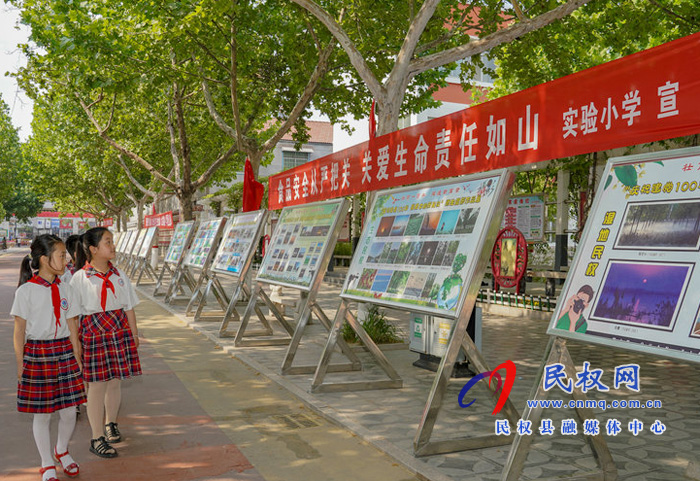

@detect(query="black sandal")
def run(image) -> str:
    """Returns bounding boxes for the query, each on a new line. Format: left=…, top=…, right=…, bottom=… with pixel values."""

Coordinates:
left=90, top=436, right=118, bottom=458
left=104, top=422, right=122, bottom=443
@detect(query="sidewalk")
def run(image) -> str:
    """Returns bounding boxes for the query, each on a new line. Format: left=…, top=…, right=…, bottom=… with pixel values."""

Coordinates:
left=0, top=250, right=419, bottom=481
left=138, top=272, right=700, bottom=481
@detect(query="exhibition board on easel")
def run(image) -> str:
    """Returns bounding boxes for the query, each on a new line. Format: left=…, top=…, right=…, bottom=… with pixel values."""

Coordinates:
left=256, top=198, right=346, bottom=292
left=548, top=147, right=700, bottom=364
left=163, top=221, right=197, bottom=265
left=182, top=217, right=227, bottom=270
left=137, top=226, right=158, bottom=259
left=130, top=229, right=148, bottom=256
left=124, top=229, right=142, bottom=257
left=342, top=170, right=513, bottom=319
left=211, top=210, right=267, bottom=280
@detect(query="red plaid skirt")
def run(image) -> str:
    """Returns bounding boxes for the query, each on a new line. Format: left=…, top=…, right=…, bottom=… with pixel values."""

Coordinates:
left=18, top=337, right=86, bottom=413
left=81, top=309, right=142, bottom=383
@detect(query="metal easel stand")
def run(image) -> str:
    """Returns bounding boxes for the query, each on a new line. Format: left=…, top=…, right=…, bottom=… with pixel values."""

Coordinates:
left=501, top=337, right=617, bottom=481
left=190, top=271, right=232, bottom=321
left=413, top=304, right=521, bottom=457
left=153, top=262, right=175, bottom=296
left=310, top=298, right=403, bottom=393
left=134, top=256, right=159, bottom=286
left=185, top=268, right=228, bottom=318
left=163, top=265, right=197, bottom=304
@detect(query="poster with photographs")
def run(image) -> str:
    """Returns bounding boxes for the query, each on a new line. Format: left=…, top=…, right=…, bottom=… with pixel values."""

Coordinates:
left=342, top=171, right=512, bottom=318
left=547, top=148, right=700, bottom=363
left=501, top=194, right=545, bottom=242
left=257, top=199, right=345, bottom=290
left=211, top=210, right=266, bottom=277
left=183, top=218, right=226, bottom=269
left=164, top=221, right=196, bottom=264
left=137, top=227, right=158, bottom=258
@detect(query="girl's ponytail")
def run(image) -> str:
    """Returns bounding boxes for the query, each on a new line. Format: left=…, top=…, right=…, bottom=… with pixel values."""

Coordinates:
left=74, top=234, right=88, bottom=270
left=18, top=255, right=34, bottom=286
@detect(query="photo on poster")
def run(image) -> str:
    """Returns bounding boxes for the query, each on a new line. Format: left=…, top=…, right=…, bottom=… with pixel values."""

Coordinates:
left=404, top=214, right=424, bottom=236
left=396, top=241, right=412, bottom=264
left=368, top=242, right=385, bottom=263
left=420, top=212, right=441, bottom=236
left=591, top=261, right=693, bottom=330
left=387, top=242, right=401, bottom=263
left=418, top=241, right=439, bottom=265
left=442, top=241, right=460, bottom=267
left=436, top=210, right=460, bottom=235
left=405, top=241, right=423, bottom=265
left=454, top=208, right=480, bottom=234
left=420, top=273, right=439, bottom=300
left=615, top=200, right=700, bottom=250
left=390, top=215, right=410, bottom=236
left=431, top=241, right=448, bottom=266
left=357, top=268, right=378, bottom=290
left=387, top=271, right=411, bottom=295
left=403, top=272, right=429, bottom=298
left=377, top=216, right=394, bottom=237
left=690, top=306, right=700, bottom=338
left=371, top=269, right=393, bottom=292
left=379, top=243, right=393, bottom=263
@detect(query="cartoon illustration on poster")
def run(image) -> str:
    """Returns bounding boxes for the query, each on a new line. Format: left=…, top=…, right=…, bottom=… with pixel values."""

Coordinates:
left=549, top=150, right=700, bottom=362
left=343, top=174, right=506, bottom=317
left=212, top=211, right=265, bottom=276
left=164, top=222, right=195, bottom=264
left=184, top=218, right=225, bottom=269
left=257, top=200, right=343, bottom=289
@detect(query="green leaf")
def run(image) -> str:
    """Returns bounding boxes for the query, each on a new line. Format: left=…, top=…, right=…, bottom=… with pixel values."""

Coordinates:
left=613, top=165, right=638, bottom=188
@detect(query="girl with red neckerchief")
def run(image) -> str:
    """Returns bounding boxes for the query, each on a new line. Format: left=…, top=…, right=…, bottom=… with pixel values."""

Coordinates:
left=70, top=227, right=141, bottom=459
left=12, top=234, right=86, bottom=481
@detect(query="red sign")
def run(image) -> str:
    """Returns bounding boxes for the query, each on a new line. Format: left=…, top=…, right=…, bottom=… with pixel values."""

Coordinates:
left=144, top=211, right=174, bottom=229
left=100, top=218, right=114, bottom=227
left=270, top=33, right=700, bottom=210
left=491, top=227, right=528, bottom=294
left=59, top=219, right=73, bottom=229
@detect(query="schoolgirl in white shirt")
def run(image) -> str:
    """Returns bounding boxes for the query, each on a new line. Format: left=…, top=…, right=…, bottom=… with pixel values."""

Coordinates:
left=12, top=234, right=85, bottom=481
left=70, top=227, right=141, bottom=459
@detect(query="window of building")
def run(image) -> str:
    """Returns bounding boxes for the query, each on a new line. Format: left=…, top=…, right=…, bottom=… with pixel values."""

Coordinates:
left=283, top=150, right=310, bottom=170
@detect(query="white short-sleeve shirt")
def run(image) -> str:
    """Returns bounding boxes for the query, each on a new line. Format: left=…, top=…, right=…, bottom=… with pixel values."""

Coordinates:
left=70, top=263, right=139, bottom=316
left=11, top=277, right=81, bottom=340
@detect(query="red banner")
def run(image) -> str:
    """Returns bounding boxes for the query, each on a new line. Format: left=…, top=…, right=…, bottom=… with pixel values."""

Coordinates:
left=269, top=33, right=700, bottom=210
left=100, top=218, right=114, bottom=227
left=144, top=211, right=174, bottom=229
left=59, top=219, right=73, bottom=229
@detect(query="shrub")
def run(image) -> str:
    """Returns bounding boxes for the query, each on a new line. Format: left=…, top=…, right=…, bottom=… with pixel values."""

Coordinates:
left=342, top=304, right=402, bottom=345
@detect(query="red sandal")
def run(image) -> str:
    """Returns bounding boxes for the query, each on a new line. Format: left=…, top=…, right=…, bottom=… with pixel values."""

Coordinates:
left=54, top=447, right=80, bottom=477
left=39, top=466, right=59, bottom=481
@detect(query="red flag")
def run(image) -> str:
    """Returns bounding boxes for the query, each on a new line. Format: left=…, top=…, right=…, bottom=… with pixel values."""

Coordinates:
left=369, top=99, right=376, bottom=140
left=242, top=158, right=265, bottom=212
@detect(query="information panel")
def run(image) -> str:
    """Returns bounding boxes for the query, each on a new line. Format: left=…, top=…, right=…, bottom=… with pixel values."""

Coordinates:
left=501, top=194, right=545, bottom=242
left=137, top=227, right=158, bottom=258
left=548, top=147, right=700, bottom=363
left=125, top=229, right=142, bottom=255
left=183, top=218, right=226, bottom=269
left=342, top=171, right=512, bottom=318
left=211, top=210, right=266, bottom=277
left=164, top=221, right=195, bottom=264
left=257, top=199, right=344, bottom=290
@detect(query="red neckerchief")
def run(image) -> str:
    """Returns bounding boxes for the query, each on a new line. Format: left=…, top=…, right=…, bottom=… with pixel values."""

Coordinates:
left=27, top=275, right=62, bottom=338
left=83, top=262, right=119, bottom=311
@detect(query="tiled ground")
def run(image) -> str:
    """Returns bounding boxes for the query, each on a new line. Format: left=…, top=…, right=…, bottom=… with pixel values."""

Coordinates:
left=137, top=272, right=700, bottom=481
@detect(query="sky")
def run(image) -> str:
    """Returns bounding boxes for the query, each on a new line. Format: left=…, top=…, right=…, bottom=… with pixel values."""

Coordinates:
left=0, top=3, right=32, bottom=142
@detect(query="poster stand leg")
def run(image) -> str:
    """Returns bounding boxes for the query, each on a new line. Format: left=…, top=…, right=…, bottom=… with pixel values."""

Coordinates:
left=185, top=271, right=208, bottom=315
left=232, top=282, right=296, bottom=347
left=413, top=307, right=520, bottom=457
left=135, top=259, right=158, bottom=286
left=192, top=274, right=231, bottom=322
left=501, top=337, right=617, bottom=481
left=165, top=267, right=197, bottom=304
left=218, top=282, right=261, bottom=337
left=280, top=300, right=362, bottom=375
left=310, top=299, right=403, bottom=393
left=153, top=263, right=173, bottom=296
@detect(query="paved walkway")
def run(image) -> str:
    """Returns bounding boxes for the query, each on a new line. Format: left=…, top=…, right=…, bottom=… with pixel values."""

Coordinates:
left=0, top=249, right=418, bottom=481
left=141, top=264, right=700, bottom=481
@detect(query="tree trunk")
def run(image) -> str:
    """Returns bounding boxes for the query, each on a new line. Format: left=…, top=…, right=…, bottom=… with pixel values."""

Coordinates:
left=179, top=188, right=195, bottom=221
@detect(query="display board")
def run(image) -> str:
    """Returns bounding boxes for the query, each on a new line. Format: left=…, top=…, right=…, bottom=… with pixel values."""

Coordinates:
left=164, top=221, right=195, bottom=264
left=137, top=227, right=158, bottom=258
left=342, top=170, right=512, bottom=318
left=547, top=147, right=700, bottom=363
left=131, top=228, right=148, bottom=256
left=501, top=194, right=545, bottom=242
left=115, top=231, right=127, bottom=253
left=257, top=199, right=345, bottom=290
left=124, top=229, right=142, bottom=255
left=211, top=210, right=266, bottom=277
left=183, top=217, right=226, bottom=269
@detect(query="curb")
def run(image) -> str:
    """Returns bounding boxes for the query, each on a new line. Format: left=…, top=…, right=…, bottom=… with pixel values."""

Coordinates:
left=135, top=285, right=453, bottom=481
